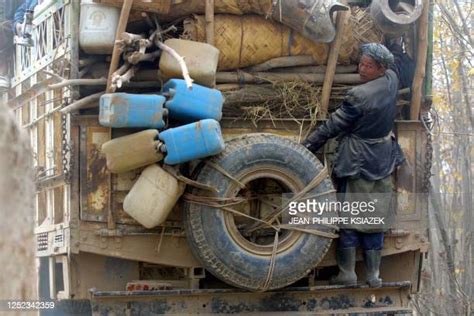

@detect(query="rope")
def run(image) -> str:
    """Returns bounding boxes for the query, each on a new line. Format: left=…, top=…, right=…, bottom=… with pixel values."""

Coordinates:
left=180, top=163, right=338, bottom=291
left=279, top=225, right=339, bottom=239
left=183, top=193, right=280, bottom=231
left=244, top=166, right=331, bottom=234
left=162, top=165, right=218, bottom=192
left=206, top=161, right=247, bottom=189
left=260, top=231, right=279, bottom=292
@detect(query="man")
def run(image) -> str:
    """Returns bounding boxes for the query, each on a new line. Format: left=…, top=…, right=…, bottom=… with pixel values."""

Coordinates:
left=0, top=0, right=37, bottom=91
left=0, top=0, right=17, bottom=90
left=302, top=43, right=405, bottom=288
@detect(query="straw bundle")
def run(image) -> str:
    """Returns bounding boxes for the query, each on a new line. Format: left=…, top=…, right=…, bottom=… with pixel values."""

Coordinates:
left=222, top=81, right=351, bottom=126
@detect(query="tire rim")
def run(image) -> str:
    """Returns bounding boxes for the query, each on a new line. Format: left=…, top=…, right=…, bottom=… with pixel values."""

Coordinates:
left=223, top=165, right=305, bottom=256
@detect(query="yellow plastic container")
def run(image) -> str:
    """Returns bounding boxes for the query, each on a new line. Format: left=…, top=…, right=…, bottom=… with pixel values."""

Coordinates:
left=159, top=39, right=220, bottom=87
left=101, top=130, right=164, bottom=173
left=123, top=164, right=185, bottom=228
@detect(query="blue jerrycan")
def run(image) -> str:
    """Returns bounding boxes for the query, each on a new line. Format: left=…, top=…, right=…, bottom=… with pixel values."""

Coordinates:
left=159, top=119, right=225, bottom=165
left=100, top=93, right=167, bottom=129
left=162, top=79, right=224, bottom=122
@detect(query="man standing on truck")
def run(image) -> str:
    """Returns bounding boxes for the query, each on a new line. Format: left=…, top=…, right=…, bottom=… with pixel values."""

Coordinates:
left=302, top=43, right=405, bottom=288
left=0, top=0, right=37, bottom=91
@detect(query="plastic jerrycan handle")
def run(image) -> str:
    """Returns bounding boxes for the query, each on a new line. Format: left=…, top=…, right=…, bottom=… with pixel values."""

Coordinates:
left=160, top=144, right=167, bottom=154
left=154, top=136, right=165, bottom=154
left=162, top=88, right=176, bottom=99
left=156, top=123, right=166, bottom=155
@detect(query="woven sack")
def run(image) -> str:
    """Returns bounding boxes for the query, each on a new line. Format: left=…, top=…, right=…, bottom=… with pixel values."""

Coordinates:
left=183, top=14, right=333, bottom=70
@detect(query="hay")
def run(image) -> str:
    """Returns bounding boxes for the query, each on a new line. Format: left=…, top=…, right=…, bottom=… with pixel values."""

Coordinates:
left=222, top=80, right=341, bottom=133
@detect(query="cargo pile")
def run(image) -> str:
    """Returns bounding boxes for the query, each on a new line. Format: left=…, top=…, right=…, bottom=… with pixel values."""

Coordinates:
left=78, top=0, right=386, bottom=229
left=174, top=5, right=384, bottom=124
left=99, top=79, right=225, bottom=227
left=78, top=0, right=422, bottom=231
left=85, top=0, right=384, bottom=121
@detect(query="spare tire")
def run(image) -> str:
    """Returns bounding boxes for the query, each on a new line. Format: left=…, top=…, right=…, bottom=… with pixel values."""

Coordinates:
left=184, top=134, right=336, bottom=291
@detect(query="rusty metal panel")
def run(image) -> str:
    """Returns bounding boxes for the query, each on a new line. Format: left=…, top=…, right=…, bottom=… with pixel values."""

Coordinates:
left=112, top=170, right=142, bottom=224
left=91, top=283, right=412, bottom=315
left=221, top=118, right=311, bottom=141
left=80, top=123, right=110, bottom=222
left=70, top=252, right=139, bottom=300
left=395, top=122, right=428, bottom=226
left=77, top=118, right=154, bottom=225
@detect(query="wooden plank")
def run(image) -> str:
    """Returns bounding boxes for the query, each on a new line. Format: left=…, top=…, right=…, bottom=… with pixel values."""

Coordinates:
left=54, top=186, right=64, bottom=224
left=37, top=191, right=48, bottom=226
left=37, top=93, right=46, bottom=169
left=320, top=1, right=350, bottom=118
left=106, top=0, right=134, bottom=93
left=205, top=0, right=215, bottom=45
left=22, top=102, right=30, bottom=125
left=410, top=0, right=429, bottom=120
left=53, top=110, right=63, bottom=175
left=105, top=0, right=134, bottom=230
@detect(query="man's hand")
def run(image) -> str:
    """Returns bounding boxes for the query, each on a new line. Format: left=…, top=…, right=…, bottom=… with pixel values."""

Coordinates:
left=15, top=23, right=23, bottom=36
left=301, top=139, right=317, bottom=153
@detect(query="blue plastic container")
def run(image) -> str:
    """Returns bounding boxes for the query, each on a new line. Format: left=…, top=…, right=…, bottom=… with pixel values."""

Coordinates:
left=99, top=93, right=167, bottom=128
left=163, top=79, right=224, bottom=122
left=159, top=119, right=225, bottom=165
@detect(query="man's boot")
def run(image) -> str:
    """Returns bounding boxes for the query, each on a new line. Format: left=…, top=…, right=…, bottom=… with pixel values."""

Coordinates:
left=364, top=249, right=382, bottom=288
left=330, top=247, right=357, bottom=286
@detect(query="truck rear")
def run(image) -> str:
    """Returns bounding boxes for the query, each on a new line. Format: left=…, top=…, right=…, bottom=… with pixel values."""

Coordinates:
left=6, top=0, right=432, bottom=314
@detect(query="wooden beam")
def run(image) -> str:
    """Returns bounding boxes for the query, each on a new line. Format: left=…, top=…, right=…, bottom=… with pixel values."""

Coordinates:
left=106, top=0, right=134, bottom=93
left=320, top=1, right=350, bottom=118
left=105, top=0, right=133, bottom=231
left=215, top=72, right=361, bottom=85
left=410, top=0, right=430, bottom=120
left=205, top=0, right=215, bottom=45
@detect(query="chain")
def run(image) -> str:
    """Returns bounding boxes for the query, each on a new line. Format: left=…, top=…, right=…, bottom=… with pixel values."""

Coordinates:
left=61, top=113, right=72, bottom=183
left=421, top=111, right=434, bottom=193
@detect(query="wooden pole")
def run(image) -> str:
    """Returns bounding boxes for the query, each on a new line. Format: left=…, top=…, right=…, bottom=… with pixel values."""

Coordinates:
left=270, top=65, right=357, bottom=74
left=320, top=1, right=350, bottom=118
left=215, top=72, right=361, bottom=84
left=105, top=0, right=133, bottom=231
left=106, top=0, right=134, bottom=93
left=205, top=0, right=215, bottom=45
left=410, top=0, right=430, bottom=120
left=246, top=56, right=315, bottom=72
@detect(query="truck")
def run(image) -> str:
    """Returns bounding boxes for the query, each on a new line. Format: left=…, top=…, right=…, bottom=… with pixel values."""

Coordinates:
left=7, top=0, right=433, bottom=314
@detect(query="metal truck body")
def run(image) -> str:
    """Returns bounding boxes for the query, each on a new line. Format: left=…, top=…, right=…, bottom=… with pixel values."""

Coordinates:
left=8, top=0, right=432, bottom=314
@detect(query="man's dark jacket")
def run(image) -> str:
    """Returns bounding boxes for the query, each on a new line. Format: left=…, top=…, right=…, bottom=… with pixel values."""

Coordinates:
left=303, top=69, right=405, bottom=180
